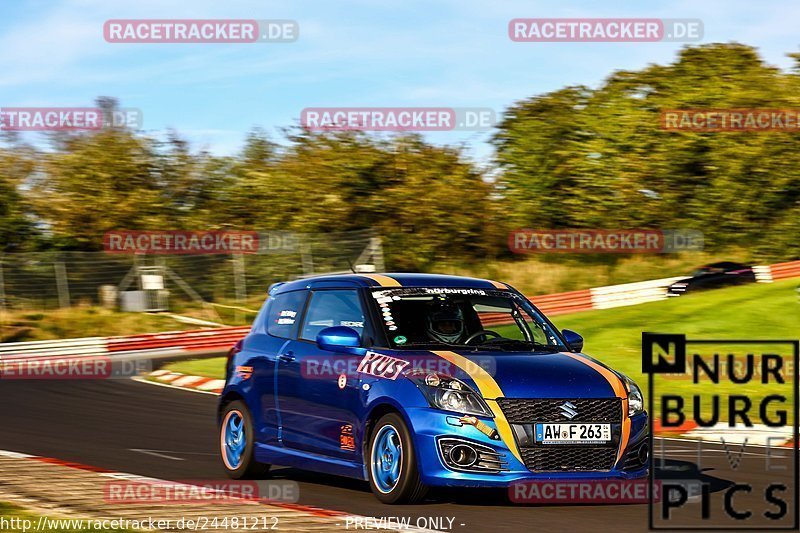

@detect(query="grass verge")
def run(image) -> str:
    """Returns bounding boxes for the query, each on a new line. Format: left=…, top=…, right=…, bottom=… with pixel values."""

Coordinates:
left=160, top=357, right=227, bottom=378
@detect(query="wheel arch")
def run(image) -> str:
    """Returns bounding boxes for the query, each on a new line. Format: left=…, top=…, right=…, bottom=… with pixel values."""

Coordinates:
left=362, top=399, right=416, bottom=478
left=218, top=390, right=246, bottom=422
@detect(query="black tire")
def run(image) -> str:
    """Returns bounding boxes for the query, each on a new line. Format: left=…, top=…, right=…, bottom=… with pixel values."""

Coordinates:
left=219, top=400, right=270, bottom=479
left=366, top=413, right=428, bottom=504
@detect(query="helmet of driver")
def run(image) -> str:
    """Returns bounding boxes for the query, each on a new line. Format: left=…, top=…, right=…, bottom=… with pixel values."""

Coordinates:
left=427, top=302, right=465, bottom=344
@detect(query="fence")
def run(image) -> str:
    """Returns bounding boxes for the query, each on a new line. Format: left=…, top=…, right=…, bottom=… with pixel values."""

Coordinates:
left=2, top=260, right=799, bottom=360
left=0, top=230, right=382, bottom=312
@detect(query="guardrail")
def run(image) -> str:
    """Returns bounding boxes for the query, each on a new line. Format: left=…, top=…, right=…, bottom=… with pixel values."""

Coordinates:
left=532, top=289, right=594, bottom=316
left=0, top=337, right=108, bottom=358
left=2, top=260, right=799, bottom=359
left=0, top=327, right=249, bottom=362
left=766, top=260, right=800, bottom=281
left=590, top=277, right=686, bottom=310
left=481, top=279, right=678, bottom=326
left=107, top=327, right=250, bottom=353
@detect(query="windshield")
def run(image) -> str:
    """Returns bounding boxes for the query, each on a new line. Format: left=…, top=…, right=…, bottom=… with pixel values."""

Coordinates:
left=370, top=287, right=567, bottom=352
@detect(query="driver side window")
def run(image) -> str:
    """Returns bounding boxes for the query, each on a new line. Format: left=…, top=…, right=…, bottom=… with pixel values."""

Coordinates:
left=300, top=290, right=366, bottom=342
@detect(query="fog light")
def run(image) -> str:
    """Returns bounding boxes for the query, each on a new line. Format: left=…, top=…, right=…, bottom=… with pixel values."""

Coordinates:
left=638, top=443, right=649, bottom=464
left=448, top=444, right=478, bottom=467
left=437, top=437, right=507, bottom=473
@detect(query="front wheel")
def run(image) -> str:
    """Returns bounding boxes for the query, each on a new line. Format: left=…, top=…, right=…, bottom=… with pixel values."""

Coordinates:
left=219, top=400, right=270, bottom=479
left=367, top=413, right=428, bottom=504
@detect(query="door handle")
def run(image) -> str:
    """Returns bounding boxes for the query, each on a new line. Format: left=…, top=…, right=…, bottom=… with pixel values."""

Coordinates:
left=278, top=352, right=296, bottom=362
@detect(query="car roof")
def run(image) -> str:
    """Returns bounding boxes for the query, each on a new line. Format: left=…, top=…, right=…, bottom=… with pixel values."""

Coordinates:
left=270, top=273, right=509, bottom=295
left=702, top=261, right=749, bottom=269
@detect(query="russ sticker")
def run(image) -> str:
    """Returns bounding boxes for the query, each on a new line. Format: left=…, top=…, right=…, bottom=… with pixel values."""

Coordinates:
left=357, top=351, right=409, bottom=380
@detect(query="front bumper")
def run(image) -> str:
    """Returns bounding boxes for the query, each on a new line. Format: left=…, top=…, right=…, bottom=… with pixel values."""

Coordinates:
left=406, top=407, right=649, bottom=488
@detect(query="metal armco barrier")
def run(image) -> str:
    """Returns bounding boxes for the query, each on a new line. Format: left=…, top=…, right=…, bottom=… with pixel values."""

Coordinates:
left=107, top=327, right=250, bottom=353
left=753, top=265, right=773, bottom=282
left=590, top=277, right=685, bottom=310
left=0, top=337, right=109, bottom=359
left=531, top=289, right=593, bottom=316
left=767, top=260, right=800, bottom=281
left=0, top=327, right=250, bottom=362
left=2, top=260, right=799, bottom=358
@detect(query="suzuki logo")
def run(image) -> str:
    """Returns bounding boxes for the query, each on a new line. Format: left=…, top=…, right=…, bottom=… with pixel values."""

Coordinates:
left=559, top=401, right=578, bottom=420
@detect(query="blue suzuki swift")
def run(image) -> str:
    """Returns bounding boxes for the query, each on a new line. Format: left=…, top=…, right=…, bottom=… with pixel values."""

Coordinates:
left=218, top=273, right=648, bottom=503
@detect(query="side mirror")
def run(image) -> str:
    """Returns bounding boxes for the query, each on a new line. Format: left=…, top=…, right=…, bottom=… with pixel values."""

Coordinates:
left=317, top=326, right=362, bottom=354
left=562, top=329, right=583, bottom=353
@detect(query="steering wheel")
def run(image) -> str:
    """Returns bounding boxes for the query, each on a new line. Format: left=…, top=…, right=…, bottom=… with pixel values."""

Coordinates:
left=465, top=330, right=502, bottom=345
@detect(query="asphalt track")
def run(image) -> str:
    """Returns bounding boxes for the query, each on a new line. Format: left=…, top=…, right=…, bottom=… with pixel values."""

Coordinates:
left=0, top=378, right=796, bottom=532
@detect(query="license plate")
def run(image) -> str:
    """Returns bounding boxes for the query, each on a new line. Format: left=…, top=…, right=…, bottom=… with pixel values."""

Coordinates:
left=535, top=423, right=611, bottom=444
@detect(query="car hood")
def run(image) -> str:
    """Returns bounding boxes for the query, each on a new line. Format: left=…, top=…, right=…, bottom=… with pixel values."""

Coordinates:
left=395, top=349, right=623, bottom=399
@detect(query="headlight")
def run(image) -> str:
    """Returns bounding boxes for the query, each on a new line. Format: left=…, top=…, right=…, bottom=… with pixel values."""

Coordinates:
left=406, top=371, right=493, bottom=417
left=622, top=375, right=645, bottom=416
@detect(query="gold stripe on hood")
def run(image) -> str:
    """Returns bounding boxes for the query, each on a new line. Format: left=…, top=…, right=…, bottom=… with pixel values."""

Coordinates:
left=431, top=350, right=523, bottom=464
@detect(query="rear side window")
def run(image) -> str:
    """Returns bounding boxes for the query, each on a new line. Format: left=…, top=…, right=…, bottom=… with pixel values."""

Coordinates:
left=266, top=290, right=308, bottom=339
left=301, top=290, right=365, bottom=341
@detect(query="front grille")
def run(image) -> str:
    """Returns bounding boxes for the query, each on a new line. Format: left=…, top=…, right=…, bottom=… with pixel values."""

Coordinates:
left=497, top=398, right=622, bottom=423
left=520, top=446, right=616, bottom=472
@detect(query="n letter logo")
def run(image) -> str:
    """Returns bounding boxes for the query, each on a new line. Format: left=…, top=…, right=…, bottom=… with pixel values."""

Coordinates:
left=642, top=332, right=686, bottom=374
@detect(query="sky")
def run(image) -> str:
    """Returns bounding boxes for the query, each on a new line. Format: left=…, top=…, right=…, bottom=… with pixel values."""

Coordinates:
left=2, top=0, right=799, bottom=162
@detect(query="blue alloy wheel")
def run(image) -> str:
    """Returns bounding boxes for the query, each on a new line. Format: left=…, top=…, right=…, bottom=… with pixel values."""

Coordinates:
left=222, top=409, right=246, bottom=470
left=219, top=401, right=270, bottom=479
left=371, top=424, right=403, bottom=493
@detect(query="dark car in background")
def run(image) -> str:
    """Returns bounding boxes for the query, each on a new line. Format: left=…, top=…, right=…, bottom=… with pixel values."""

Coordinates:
left=667, top=261, right=756, bottom=296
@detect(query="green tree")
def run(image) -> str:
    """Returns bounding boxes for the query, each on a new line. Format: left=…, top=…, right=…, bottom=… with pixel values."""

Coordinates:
left=31, top=128, right=167, bottom=249
left=0, top=143, right=37, bottom=251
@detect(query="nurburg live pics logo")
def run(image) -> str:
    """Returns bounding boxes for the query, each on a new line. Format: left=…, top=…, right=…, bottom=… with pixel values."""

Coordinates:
left=643, top=333, right=799, bottom=530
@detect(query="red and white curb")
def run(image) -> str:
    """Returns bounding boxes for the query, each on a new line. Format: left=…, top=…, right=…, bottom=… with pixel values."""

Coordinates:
left=144, top=369, right=225, bottom=394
